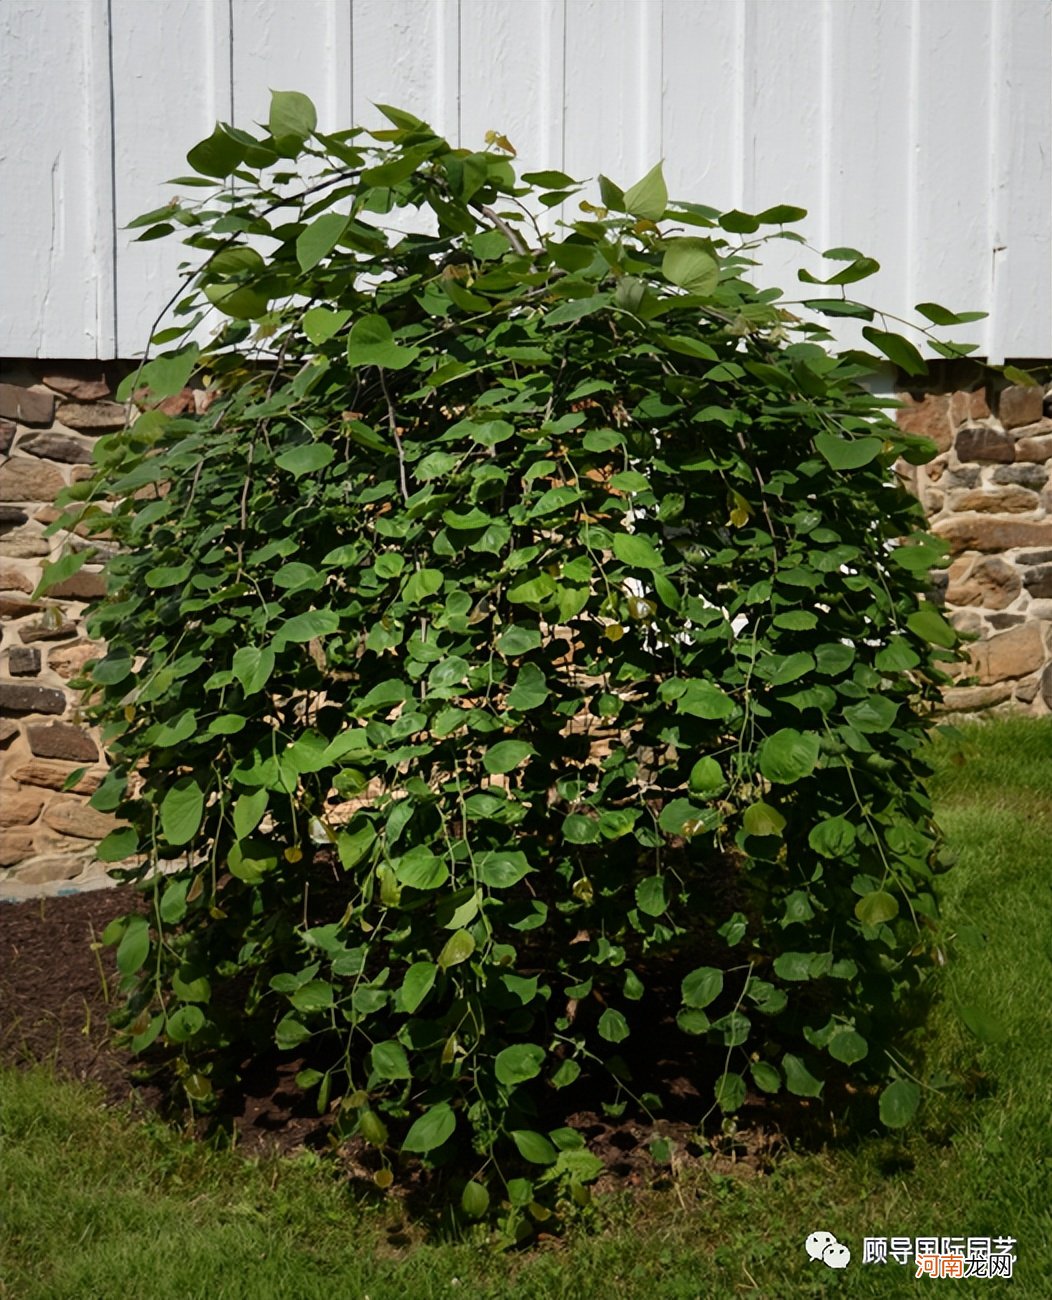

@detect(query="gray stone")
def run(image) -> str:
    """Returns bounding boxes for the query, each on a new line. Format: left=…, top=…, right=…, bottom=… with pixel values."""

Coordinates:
left=0, top=384, right=54, bottom=426
left=986, top=613, right=1025, bottom=629
left=0, top=420, right=14, bottom=454
left=1017, top=550, right=1052, bottom=566
left=1042, top=662, right=1052, bottom=711
left=0, top=682, right=66, bottom=715
left=0, top=506, right=28, bottom=528
left=26, top=722, right=98, bottom=762
left=992, top=462, right=1048, bottom=488
left=0, top=533, right=49, bottom=558
left=8, top=646, right=41, bottom=676
left=1023, top=565, right=1052, bottom=599
left=1015, top=676, right=1041, bottom=705
left=18, top=432, right=93, bottom=464
left=942, top=465, right=981, bottom=489
left=19, top=619, right=78, bottom=643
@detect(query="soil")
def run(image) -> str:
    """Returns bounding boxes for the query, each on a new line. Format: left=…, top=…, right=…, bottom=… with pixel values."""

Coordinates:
left=0, top=887, right=803, bottom=1189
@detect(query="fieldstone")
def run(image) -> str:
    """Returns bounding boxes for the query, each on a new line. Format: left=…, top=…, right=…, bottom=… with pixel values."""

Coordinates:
left=19, top=618, right=78, bottom=642
left=1017, top=549, right=1052, bottom=566
left=46, top=570, right=107, bottom=601
left=895, top=392, right=953, bottom=452
left=992, top=462, right=1048, bottom=488
left=941, top=682, right=1014, bottom=711
left=0, top=566, right=32, bottom=592
left=0, top=458, right=65, bottom=503
left=955, top=425, right=1014, bottom=463
left=950, top=388, right=991, bottom=423
left=14, top=853, right=90, bottom=884
left=0, top=785, right=45, bottom=827
left=1042, top=661, right=1052, bottom=710
left=1023, top=565, right=1052, bottom=599
left=55, top=401, right=126, bottom=432
left=0, top=384, right=54, bottom=426
left=1015, top=676, right=1041, bottom=705
left=0, top=682, right=66, bottom=715
left=950, top=485, right=1041, bottom=514
left=8, top=646, right=41, bottom=676
left=934, top=516, right=1052, bottom=554
left=0, top=532, right=48, bottom=558
left=1016, top=433, right=1052, bottom=463
left=41, top=796, right=119, bottom=840
left=0, top=829, right=36, bottom=866
left=0, top=506, right=29, bottom=528
left=948, top=609, right=985, bottom=636
left=998, top=384, right=1045, bottom=430
left=942, top=465, right=982, bottom=489
left=0, top=595, right=42, bottom=618
left=18, top=431, right=93, bottom=464
left=945, top=555, right=1021, bottom=609
left=968, top=621, right=1046, bottom=683
left=926, top=456, right=947, bottom=483
left=1026, top=600, right=1052, bottom=621
left=0, top=420, right=14, bottom=454
left=26, top=722, right=98, bottom=761
left=47, top=642, right=99, bottom=680
left=987, top=613, right=1025, bottom=629
left=0, top=719, right=18, bottom=747
left=157, top=389, right=196, bottom=416
left=41, top=375, right=111, bottom=401
left=8, top=759, right=102, bottom=794
left=924, top=487, right=944, bottom=514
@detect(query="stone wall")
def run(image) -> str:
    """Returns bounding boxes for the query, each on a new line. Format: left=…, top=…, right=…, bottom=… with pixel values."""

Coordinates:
left=1, top=362, right=1050, bottom=890
left=0, top=361, right=131, bottom=888
left=895, top=376, right=1052, bottom=714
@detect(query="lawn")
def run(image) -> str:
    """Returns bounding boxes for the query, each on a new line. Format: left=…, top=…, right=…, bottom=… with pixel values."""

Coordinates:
left=1, top=716, right=1049, bottom=1299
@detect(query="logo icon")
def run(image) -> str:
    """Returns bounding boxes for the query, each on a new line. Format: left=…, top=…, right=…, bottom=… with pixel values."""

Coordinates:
left=806, top=1231, right=852, bottom=1270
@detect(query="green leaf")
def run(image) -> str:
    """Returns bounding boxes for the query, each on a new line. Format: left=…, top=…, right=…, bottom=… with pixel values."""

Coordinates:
left=681, top=966, right=723, bottom=1009
left=742, top=801, right=786, bottom=838
left=814, top=430, right=883, bottom=470
left=275, top=443, right=335, bottom=477
left=612, top=532, right=663, bottom=570
left=879, top=1078, right=920, bottom=1128
left=232, top=646, right=275, bottom=696
left=562, top=813, right=598, bottom=845
left=296, top=213, right=349, bottom=272
left=688, top=757, right=725, bottom=794
left=404, top=568, right=444, bottom=603
left=228, top=838, right=279, bottom=884
left=138, top=344, right=199, bottom=399
left=662, top=237, right=719, bottom=294
left=498, top=625, right=542, bottom=656
left=477, top=850, right=531, bottom=889
left=97, top=826, right=138, bottom=862
left=437, top=929, right=475, bottom=970
left=160, top=777, right=204, bottom=846
left=808, top=816, right=856, bottom=859
left=844, top=697, right=899, bottom=733
left=400, top=962, right=437, bottom=1014
left=506, top=572, right=556, bottom=606
left=635, top=875, right=667, bottom=917
left=233, top=789, right=268, bottom=840
left=402, top=1102, right=456, bottom=1153
left=302, top=306, right=351, bottom=345
left=166, top=1006, right=205, bottom=1043
left=714, top=1072, right=746, bottom=1112
left=862, top=327, right=927, bottom=376
left=676, top=680, right=735, bottom=720
left=758, top=728, right=820, bottom=784
left=855, top=891, right=899, bottom=926
left=395, top=847, right=448, bottom=891
left=907, top=604, right=957, bottom=649
left=461, top=1180, right=490, bottom=1220
left=958, top=1004, right=1007, bottom=1044
left=269, top=90, right=317, bottom=147
left=773, top=951, right=817, bottom=981
left=289, top=980, right=334, bottom=1013
left=782, top=1053, right=823, bottom=1097
left=506, top=662, right=549, bottom=710
left=510, top=1129, right=558, bottom=1165
left=187, top=125, right=246, bottom=178
left=623, top=162, right=668, bottom=220
left=495, top=1043, right=546, bottom=1086
left=116, top=915, right=150, bottom=976
left=371, top=1040, right=412, bottom=1080
left=274, top=608, right=339, bottom=645
left=347, top=314, right=420, bottom=370
left=750, top=1061, right=781, bottom=1094
left=598, top=1008, right=630, bottom=1043
left=828, top=1029, right=869, bottom=1064
left=483, top=740, right=534, bottom=775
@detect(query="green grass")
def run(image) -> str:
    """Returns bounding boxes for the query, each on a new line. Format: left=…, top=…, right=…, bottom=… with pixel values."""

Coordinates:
left=2, top=717, right=1049, bottom=1299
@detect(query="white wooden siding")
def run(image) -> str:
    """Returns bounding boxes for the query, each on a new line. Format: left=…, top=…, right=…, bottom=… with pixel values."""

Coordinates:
left=0, top=0, right=1048, bottom=361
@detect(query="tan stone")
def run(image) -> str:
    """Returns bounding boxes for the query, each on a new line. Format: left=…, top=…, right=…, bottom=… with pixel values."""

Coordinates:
left=46, top=570, right=106, bottom=601
left=945, top=556, right=1022, bottom=610
left=47, top=642, right=100, bottom=680
left=934, top=516, right=1052, bottom=554
left=947, top=609, right=985, bottom=636
left=997, top=384, right=1045, bottom=430
left=0, top=594, right=42, bottom=618
left=895, top=392, right=952, bottom=452
left=926, top=456, right=948, bottom=483
left=0, top=784, right=45, bottom=827
left=968, top=621, right=1047, bottom=683
left=15, top=852, right=91, bottom=884
left=0, top=829, right=36, bottom=866
left=942, top=682, right=1014, bottom=710
left=0, top=566, right=33, bottom=592
left=1015, top=433, right=1052, bottom=463
left=19, top=619, right=78, bottom=643
left=0, top=384, right=54, bottom=426
left=7, top=759, right=102, bottom=794
left=0, top=532, right=50, bottom=558
left=41, top=375, right=111, bottom=401
left=0, top=720, right=18, bottom=747
left=54, top=401, right=127, bottom=432
left=0, top=458, right=66, bottom=504
left=40, top=795, right=119, bottom=840
left=950, top=486, right=1041, bottom=514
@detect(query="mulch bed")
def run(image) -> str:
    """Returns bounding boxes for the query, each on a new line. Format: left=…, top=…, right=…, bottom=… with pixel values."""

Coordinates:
left=0, top=886, right=806, bottom=1185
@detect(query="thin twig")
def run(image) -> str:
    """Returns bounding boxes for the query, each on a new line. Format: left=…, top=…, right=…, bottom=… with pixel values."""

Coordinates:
left=379, top=369, right=410, bottom=503
left=473, top=202, right=529, bottom=257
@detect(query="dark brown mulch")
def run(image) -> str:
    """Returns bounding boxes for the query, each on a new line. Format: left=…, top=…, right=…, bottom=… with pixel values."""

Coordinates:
left=0, top=887, right=807, bottom=1181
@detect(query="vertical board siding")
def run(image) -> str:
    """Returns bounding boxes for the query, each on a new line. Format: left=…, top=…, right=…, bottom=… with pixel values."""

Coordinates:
left=0, top=0, right=1048, bottom=360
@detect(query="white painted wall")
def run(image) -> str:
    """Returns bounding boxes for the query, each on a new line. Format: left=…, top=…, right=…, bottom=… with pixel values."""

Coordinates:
left=0, top=0, right=1048, bottom=361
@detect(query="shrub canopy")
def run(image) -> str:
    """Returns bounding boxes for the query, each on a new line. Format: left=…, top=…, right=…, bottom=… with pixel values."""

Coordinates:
left=50, top=93, right=973, bottom=1224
